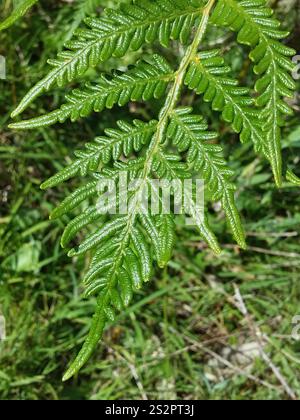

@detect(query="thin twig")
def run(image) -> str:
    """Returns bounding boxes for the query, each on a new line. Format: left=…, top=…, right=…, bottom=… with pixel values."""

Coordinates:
left=246, top=231, right=298, bottom=238
left=108, top=346, right=148, bottom=401
left=187, top=241, right=300, bottom=259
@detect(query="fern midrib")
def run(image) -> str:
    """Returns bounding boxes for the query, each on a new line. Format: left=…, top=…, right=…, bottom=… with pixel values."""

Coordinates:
left=114, top=0, right=217, bottom=249
left=86, top=0, right=216, bottom=307
left=109, top=9, right=213, bottom=265
left=141, top=0, right=216, bottom=179
left=62, top=0, right=216, bottom=381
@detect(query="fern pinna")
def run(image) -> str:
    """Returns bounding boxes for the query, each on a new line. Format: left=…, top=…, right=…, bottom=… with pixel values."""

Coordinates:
left=9, top=0, right=296, bottom=380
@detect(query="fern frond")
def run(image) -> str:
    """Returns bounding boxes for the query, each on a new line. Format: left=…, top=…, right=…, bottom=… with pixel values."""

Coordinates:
left=59, top=172, right=176, bottom=381
left=38, top=0, right=243, bottom=380
left=56, top=154, right=178, bottom=382
left=49, top=180, right=99, bottom=220
left=0, top=0, right=38, bottom=32
left=10, top=56, right=173, bottom=129
left=61, top=218, right=151, bottom=381
left=167, top=107, right=246, bottom=249
left=61, top=294, right=106, bottom=382
left=185, top=50, right=263, bottom=150
left=211, top=0, right=296, bottom=186
left=187, top=203, right=222, bottom=254
left=11, top=0, right=298, bottom=382
left=11, top=0, right=205, bottom=117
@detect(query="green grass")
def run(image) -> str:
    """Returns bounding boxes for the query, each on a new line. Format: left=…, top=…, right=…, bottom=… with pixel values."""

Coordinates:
left=1, top=0, right=300, bottom=400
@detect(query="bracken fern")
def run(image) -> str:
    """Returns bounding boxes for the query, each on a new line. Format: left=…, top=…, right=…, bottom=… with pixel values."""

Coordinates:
left=9, top=0, right=297, bottom=380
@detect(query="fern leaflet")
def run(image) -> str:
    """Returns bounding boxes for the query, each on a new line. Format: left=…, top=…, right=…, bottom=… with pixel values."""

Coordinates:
left=211, top=0, right=296, bottom=186
left=10, top=56, right=173, bottom=129
left=185, top=50, right=263, bottom=150
left=167, top=107, right=246, bottom=249
left=11, top=0, right=205, bottom=117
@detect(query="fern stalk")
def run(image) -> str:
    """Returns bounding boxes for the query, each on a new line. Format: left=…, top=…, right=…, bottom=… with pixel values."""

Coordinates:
left=141, top=0, right=215, bottom=188
left=62, top=0, right=216, bottom=382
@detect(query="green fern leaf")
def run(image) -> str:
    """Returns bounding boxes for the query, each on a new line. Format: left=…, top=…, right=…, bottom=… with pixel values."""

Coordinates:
left=167, top=107, right=246, bottom=249
left=62, top=294, right=106, bottom=382
left=10, top=0, right=297, bottom=381
left=211, top=0, right=296, bottom=186
left=140, top=214, right=176, bottom=268
left=61, top=206, right=103, bottom=248
left=10, top=56, right=173, bottom=129
left=49, top=180, right=98, bottom=220
left=60, top=184, right=176, bottom=381
left=152, top=150, right=191, bottom=180
left=153, top=145, right=222, bottom=254
left=11, top=0, right=205, bottom=117
left=185, top=50, right=263, bottom=150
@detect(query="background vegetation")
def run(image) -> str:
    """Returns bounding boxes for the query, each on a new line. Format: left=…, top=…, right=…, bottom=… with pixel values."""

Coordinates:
left=0, top=0, right=300, bottom=400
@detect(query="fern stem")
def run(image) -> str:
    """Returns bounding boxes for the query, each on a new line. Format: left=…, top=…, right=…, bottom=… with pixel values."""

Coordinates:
left=121, top=0, right=216, bottom=245
left=62, top=0, right=216, bottom=381
left=144, top=0, right=216, bottom=178
left=107, top=0, right=217, bottom=277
